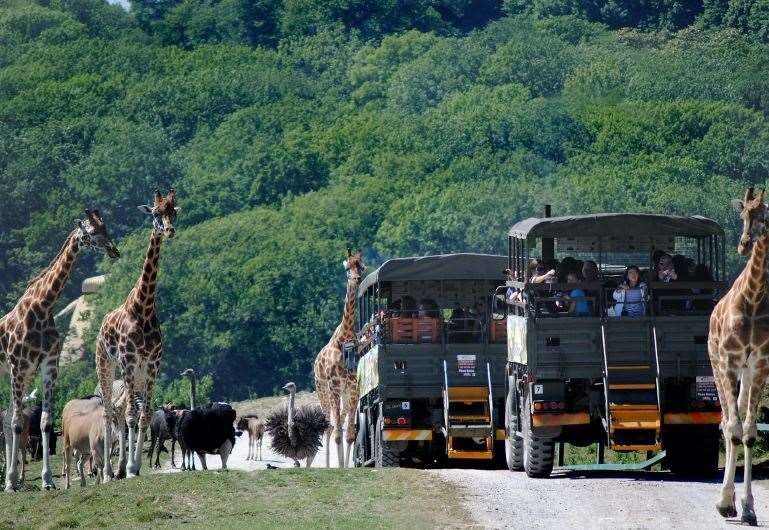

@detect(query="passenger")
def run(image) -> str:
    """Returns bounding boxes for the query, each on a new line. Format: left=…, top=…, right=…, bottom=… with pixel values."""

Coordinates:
left=673, top=254, right=690, bottom=281
left=582, top=260, right=600, bottom=282
left=417, top=299, right=439, bottom=318
left=450, top=304, right=467, bottom=342
left=541, top=265, right=561, bottom=314
left=558, top=256, right=580, bottom=282
left=655, top=252, right=678, bottom=283
left=562, top=271, right=590, bottom=316
left=529, top=259, right=556, bottom=284
left=612, top=265, right=647, bottom=317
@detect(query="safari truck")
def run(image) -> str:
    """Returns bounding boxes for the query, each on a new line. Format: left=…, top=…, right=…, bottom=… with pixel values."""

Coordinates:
left=501, top=213, right=727, bottom=477
left=353, top=253, right=509, bottom=468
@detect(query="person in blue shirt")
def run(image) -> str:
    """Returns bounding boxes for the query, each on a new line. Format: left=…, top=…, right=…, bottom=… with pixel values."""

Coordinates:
left=563, top=271, right=590, bottom=316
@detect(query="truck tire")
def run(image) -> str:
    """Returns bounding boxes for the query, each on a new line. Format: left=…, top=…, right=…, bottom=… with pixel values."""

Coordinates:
left=375, top=416, right=399, bottom=468
left=354, top=412, right=368, bottom=467
left=505, top=388, right=524, bottom=471
left=666, top=425, right=719, bottom=476
left=522, top=394, right=554, bottom=478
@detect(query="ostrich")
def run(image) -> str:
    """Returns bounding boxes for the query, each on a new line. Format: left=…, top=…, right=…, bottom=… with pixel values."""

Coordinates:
left=181, top=368, right=197, bottom=409
left=265, top=382, right=329, bottom=467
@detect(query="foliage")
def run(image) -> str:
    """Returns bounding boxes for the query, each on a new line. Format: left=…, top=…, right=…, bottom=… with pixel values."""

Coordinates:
left=1, top=0, right=769, bottom=400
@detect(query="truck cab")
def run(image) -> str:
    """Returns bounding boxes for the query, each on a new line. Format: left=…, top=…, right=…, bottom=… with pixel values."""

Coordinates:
left=501, top=213, right=726, bottom=477
left=354, top=253, right=509, bottom=467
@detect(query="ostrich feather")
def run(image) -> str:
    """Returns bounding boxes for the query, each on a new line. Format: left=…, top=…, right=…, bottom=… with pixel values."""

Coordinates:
left=265, top=404, right=330, bottom=461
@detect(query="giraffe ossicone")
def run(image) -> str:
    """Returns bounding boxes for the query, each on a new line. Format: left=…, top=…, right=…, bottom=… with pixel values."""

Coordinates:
left=1, top=209, right=118, bottom=492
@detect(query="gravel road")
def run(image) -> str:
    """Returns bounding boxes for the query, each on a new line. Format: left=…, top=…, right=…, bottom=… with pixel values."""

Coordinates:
left=159, top=418, right=769, bottom=530
left=434, top=467, right=769, bottom=529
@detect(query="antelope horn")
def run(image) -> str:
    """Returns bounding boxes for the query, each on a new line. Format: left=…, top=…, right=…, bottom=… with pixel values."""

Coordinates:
left=758, top=188, right=765, bottom=203
left=745, top=187, right=755, bottom=202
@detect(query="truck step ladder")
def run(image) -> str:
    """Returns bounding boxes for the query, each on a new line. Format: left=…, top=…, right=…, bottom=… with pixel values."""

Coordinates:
left=601, top=324, right=662, bottom=452
left=442, top=360, right=494, bottom=460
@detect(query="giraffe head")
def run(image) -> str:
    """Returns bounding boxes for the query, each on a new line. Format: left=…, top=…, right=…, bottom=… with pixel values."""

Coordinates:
left=732, top=187, right=768, bottom=256
left=343, top=248, right=366, bottom=287
left=138, top=189, right=179, bottom=239
left=76, top=209, right=120, bottom=259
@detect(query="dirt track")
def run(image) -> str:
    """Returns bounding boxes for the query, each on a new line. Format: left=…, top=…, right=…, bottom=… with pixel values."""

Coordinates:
left=434, top=467, right=769, bottom=529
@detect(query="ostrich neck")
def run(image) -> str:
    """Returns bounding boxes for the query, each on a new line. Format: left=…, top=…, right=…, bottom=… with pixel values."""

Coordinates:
left=188, top=375, right=197, bottom=409
left=287, top=391, right=296, bottom=438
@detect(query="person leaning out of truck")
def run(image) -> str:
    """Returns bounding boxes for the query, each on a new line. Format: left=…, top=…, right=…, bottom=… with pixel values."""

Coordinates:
left=611, top=265, right=647, bottom=317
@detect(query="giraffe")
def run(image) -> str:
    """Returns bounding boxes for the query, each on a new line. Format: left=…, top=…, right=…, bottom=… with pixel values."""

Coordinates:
left=313, top=249, right=365, bottom=468
left=0, top=210, right=119, bottom=491
left=709, top=186, right=769, bottom=526
left=96, top=189, right=178, bottom=480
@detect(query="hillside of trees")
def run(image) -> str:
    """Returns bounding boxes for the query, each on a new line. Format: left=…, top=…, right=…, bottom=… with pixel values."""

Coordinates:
left=2, top=0, right=769, bottom=403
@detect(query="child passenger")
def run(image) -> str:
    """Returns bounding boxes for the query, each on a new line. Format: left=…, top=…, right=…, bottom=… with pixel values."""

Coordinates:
left=562, top=271, right=590, bottom=316
left=613, top=265, right=647, bottom=317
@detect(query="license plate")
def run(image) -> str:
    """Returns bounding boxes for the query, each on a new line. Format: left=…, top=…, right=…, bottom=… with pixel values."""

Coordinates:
left=696, top=376, right=718, bottom=401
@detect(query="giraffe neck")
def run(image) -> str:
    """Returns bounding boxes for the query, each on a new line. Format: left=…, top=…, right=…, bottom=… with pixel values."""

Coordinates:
left=25, top=231, right=81, bottom=312
left=126, top=230, right=162, bottom=318
left=737, top=232, right=769, bottom=308
left=332, top=277, right=357, bottom=345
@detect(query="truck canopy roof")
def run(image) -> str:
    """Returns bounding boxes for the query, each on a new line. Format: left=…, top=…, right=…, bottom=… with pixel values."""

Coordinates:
left=509, top=213, right=724, bottom=239
left=358, top=253, right=507, bottom=295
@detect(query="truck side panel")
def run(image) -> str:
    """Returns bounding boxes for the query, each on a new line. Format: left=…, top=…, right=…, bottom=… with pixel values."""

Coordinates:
left=655, top=317, right=712, bottom=378
left=524, top=318, right=603, bottom=379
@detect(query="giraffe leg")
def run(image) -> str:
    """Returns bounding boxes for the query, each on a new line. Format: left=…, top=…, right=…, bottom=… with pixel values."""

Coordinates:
left=123, top=367, right=139, bottom=477
left=343, top=381, right=359, bottom=468
left=319, top=379, right=338, bottom=468
left=39, top=357, right=58, bottom=490
left=329, top=388, right=344, bottom=468
left=134, top=360, right=159, bottom=476
left=717, top=364, right=741, bottom=518
left=96, top=350, right=116, bottom=482
left=314, top=362, right=333, bottom=468
left=5, top=367, right=26, bottom=492
left=115, top=414, right=127, bottom=479
left=3, top=408, right=11, bottom=488
left=740, top=366, right=767, bottom=526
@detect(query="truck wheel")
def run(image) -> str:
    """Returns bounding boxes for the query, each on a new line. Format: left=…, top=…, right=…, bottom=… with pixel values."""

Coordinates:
left=375, top=417, right=399, bottom=468
left=505, top=388, right=524, bottom=471
left=522, top=394, right=554, bottom=478
left=666, top=425, right=719, bottom=476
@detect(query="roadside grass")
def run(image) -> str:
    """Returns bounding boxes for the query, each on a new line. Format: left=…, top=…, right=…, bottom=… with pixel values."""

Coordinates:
left=2, top=455, right=471, bottom=529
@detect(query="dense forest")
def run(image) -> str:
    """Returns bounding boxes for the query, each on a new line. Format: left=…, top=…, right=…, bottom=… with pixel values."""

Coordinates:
left=2, top=0, right=769, bottom=405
